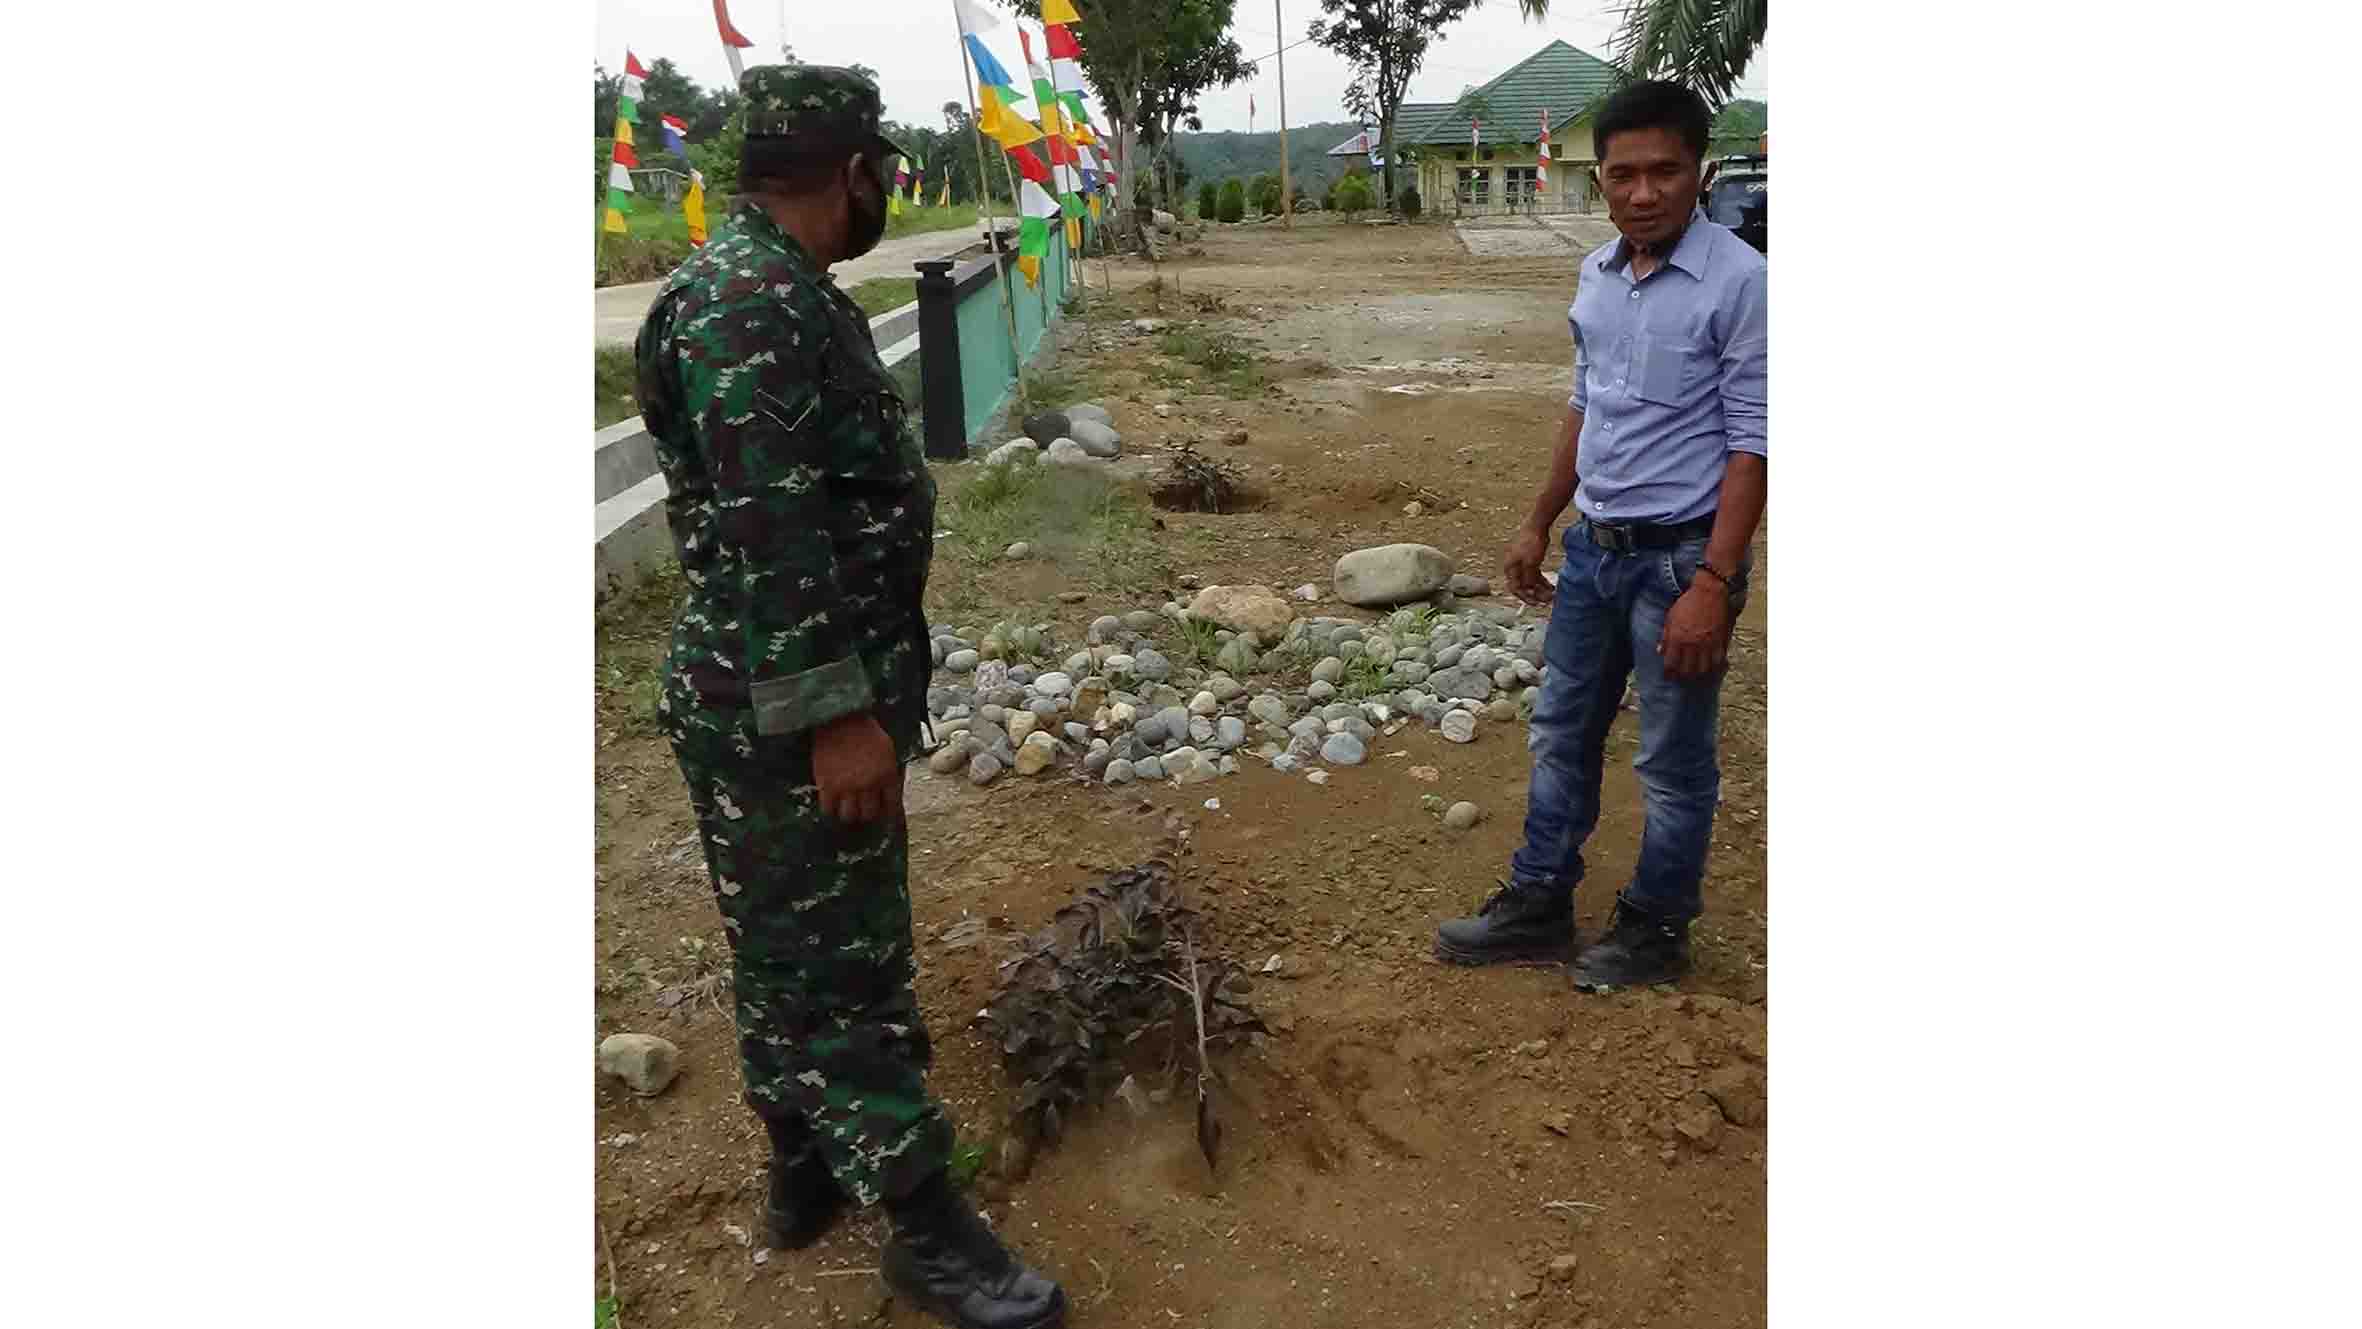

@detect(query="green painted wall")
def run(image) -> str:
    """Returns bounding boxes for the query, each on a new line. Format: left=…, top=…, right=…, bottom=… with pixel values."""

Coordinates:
left=950, top=218, right=1095, bottom=445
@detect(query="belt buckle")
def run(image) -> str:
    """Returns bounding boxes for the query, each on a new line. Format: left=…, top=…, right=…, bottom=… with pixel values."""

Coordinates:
left=1594, top=521, right=1632, bottom=555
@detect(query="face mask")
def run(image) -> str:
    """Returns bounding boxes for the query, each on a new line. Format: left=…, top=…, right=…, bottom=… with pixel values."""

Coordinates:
left=845, top=160, right=889, bottom=260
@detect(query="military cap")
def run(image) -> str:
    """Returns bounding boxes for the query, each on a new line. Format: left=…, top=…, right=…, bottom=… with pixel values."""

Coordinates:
left=739, top=64, right=909, bottom=165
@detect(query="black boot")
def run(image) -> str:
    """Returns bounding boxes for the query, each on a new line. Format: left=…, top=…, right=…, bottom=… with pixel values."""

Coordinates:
left=1568, top=897, right=1690, bottom=991
left=1434, top=879, right=1577, bottom=966
left=883, top=1171, right=1066, bottom=1329
left=760, top=1115, right=848, bottom=1250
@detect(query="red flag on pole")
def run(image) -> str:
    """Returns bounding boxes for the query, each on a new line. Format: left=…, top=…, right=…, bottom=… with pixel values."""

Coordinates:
left=624, top=52, right=651, bottom=79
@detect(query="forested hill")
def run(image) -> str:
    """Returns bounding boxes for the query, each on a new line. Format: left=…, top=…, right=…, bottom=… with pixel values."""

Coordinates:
left=1171, top=121, right=1365, bottom=195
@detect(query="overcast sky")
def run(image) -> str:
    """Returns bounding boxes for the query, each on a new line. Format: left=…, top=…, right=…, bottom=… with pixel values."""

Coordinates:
left=595, top=1, right=1766, bottom=138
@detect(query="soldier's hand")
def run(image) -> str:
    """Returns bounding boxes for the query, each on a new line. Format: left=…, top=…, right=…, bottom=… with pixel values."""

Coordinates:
left=814, top=712, right=902, bottom=824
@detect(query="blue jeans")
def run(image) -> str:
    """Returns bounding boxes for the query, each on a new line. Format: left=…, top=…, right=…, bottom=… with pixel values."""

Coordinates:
left=1508, top=519, right=1753, bottom=923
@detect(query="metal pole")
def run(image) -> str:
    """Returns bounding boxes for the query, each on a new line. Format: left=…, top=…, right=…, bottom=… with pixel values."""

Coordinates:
left=1275, top=0, right=1291, bottom=230
left=952, top=5, right=1026, bottom=392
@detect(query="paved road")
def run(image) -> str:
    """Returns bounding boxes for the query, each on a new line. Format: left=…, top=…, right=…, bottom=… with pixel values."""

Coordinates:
left=595, top=226, right=987, bottom=345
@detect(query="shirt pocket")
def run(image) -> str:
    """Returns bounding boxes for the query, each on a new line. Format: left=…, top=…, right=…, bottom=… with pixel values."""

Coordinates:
left=1636, top=332, right=1712, bottom=406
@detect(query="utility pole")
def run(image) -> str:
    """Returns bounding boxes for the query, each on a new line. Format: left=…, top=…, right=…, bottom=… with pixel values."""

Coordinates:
left=1275, top=0, right=1291, bottom=229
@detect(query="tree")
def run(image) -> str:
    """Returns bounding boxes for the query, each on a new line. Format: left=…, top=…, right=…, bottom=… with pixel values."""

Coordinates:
left=1217, top=178, right=1246, bottom=223
left=1197, top=180, right=1220, bottom=220
left=1609, top=0, right=1764, bottom=106
left=1333, top=174, right=1374, bottom=214
left=1249, top=172, right=1282, bottom=216
left=1309, top=1, right=1552, bottom=211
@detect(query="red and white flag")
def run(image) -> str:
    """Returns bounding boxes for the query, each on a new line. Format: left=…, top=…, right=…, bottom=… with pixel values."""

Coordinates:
left=1536, top=108, right=1551, bottom=186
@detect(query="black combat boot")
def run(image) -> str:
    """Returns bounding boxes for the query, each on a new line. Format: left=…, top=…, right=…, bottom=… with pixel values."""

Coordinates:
left=883, top=1171, right=1066, bottom=1329
left=1567, top=897, right=1690, bottom=991
left=1434, top=879, right=1577, bottom=966
left=760, top=1114, right=848, bottom=1250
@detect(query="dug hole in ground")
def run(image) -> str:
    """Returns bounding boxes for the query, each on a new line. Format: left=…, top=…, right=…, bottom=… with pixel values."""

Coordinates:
left=595, top=213, right=1768, bottom=1328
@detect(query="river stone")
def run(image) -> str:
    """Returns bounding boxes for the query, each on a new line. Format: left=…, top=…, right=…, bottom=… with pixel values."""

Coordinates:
left=1429, top=666, right=1495, bottom=702
left=1189, top=690, right=1220, bottom=716
left=1123, top=610, right=1162, bottom=632
left=1135, top=754, right=1166, bottom=781
left=598, top=1033, right=681, bottom=1097
left=1015, top=731, right=1058, bottom=776
left=1154, top=706, right=1192, bottom=744
left=1067, top=402, right=1115, bottom=428
left=1444, top=801, right=1483, bottom=830
left=1332, top=543, right=1454, bottom=607
left=1135, top=714, right=1170, bottom=746
left=1069, top=418, right=1123, bottom=457
left=1207, top=674, right=1245, bottom=704
left=1087, top=615, right=1124, bottom=645
left=1329, top=716, right=1377, bottom=744
left=1168, top=747, right=1220, bottom=784
left=969, top=751, right=1007, bottom=784
left=1215, top=716, right=1247, bottom=750
left=1214, top=637, right=1259, bottom=676
left=1065, top=722, right=1092, bottom=744
left=1448, top=574, right=1492, bottom=598
left=1433, top=644, right=1466, bottom=670
left=1321, top=732, right=1368, bottom=765
left=1288, top=716, right=1326, bottom=742
left=1021, top=409, right=1070, bottom=445
left=1030, top=671, right=1073, bottom=698
left=1104, top=653, right=1137, bottom=679
left=1006, top=710, right=1039, bottom=745
left=1392, top=660, right=1431, bottom=685
left=944, top=649, right=979, bottom=674
left=1307, top=681, right=1336, bottom=704
left=1044, top=438, right=1096, bottom=466
left=983, top=438, right=1039, bottom=468
left=1189, top=716, right=1216, bottom=745
left=1440, top=710, right=1478, bottom=744
left=1188, top=585, right=1296, bottom=641
left=1103, top=758, right=1136, bottom=785
left=1083, top=746, right=1115, bottom=777
left=927, top=736, right=975, bottom=775
left=1487, top=698, right=1520, bottom=723
left=1311, top=657, right=1345, bottom=685
left=1134, top=649, right=1172, bottom=682
left=1249, top=695, right=1291, bottom=728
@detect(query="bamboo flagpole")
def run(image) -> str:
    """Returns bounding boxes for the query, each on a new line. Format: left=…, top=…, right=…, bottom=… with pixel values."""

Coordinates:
left=1275, top=0, right=1291, bottom=230
left=951, top=2, right=1027, bottom=390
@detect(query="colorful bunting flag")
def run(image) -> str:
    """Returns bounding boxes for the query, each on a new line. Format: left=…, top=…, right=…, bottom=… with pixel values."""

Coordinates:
left=1016, top=177, right=1059, bottom=288
left=889, top=156, right=906, bottom=216
left=1006, top=142, right=1052, bottom=186
left=1042, top=0, right=1082, bottom=23
left=982, top=88, right=1043, bottom=151
left=1536, top=108, right=1552, bottom=188
left=605, top=59, right=642, bottom=236
left=939, top=177, right=951, bottom=207
left=660, top=114, right=690, bottom=158
left=685, top=169, right=708, bottom=246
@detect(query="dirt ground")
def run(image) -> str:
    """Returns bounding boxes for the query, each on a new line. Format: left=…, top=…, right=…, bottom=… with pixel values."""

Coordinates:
left=594, top=214, right=1768, bottom=1329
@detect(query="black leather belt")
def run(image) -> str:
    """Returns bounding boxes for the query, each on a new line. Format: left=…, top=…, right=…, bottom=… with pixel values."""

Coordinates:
left=1583, top=513, right=1716, bottom=554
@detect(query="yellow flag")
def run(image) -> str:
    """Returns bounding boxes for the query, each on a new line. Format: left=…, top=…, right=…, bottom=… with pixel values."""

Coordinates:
left=1016, top=254, right=1040, bottom=288
left=603, top=207, right=627, bottom=234
left=1043, top=0, right=1081, bottom=22
left=890, top=188, right=904, bottom=217
left=939, top=178, right=950, bottom=207
left=1066, top=217, right=1081, bottom=251
left=977, top=85, right=1006, bottom=141
left=615, top=119, right=633, bottom=147
left=684, top=173, right=708, bottom=246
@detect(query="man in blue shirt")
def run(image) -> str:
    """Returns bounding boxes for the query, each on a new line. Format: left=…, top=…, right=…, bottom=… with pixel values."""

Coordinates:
left=1436, top=81, right=1767, bottom=991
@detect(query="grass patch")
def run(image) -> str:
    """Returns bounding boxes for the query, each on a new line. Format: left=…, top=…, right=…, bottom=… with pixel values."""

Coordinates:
left=596, top=201, right=979, bottom=288
left=595, top=346, right=639, bottom=428
left=596, top=1295, right=619, bottom=1329
left=848, top=276, right=917, bottom=319
left=1171, top=615, right=1222, bottom=671
left=928, top=459, right=1169, bottom=624
left=596, top=561, right=682, bottom=739
left=1156, top=326, right=1266, bottom=398
left=1336, top=653, right=1391, bottom=701
left=948, top=1139, right=991, bottom=1189
left=1013, top=362, right=1118, bottom=419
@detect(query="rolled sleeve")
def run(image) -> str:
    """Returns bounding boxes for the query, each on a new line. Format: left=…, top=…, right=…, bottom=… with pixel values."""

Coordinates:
left=1719, top=263, right=1766, bottom=457
left=689, top=301, right=873, bottom=738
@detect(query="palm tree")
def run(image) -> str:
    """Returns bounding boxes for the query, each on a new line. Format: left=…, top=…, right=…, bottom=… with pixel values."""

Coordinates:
left=1607, top=0, right=1766, bottom=105
left=1492, top=0, right=1763, bottom=105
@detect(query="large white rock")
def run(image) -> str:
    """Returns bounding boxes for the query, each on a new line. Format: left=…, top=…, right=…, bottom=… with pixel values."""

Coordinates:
left=598, top=1033, right=681, bottom=1097
left=1067, top=403, right=1116, bottom=428
left=1068, top=418, right=1123, bottom=457
left=982, top=439, right=1038, bottom=468
left=1015, top=731, right=1059, bottom=776
left=1333, top=544, right=1455, bottom=607
left=1044, top=438, right=1097, bottom=466
left=1189, top=584, right=1296, bottom=641
left=1006, top=709, right=1040, bottom=745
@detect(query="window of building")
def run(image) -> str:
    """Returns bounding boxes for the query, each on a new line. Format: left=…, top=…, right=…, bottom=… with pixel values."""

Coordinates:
left=1504, top=166, right=1537, bottom=203
left=1455, top=167, right=1491, bottom=206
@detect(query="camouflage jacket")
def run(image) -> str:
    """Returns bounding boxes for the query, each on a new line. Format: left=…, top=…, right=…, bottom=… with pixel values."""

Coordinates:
left=635, top=202, right=936, bottom=762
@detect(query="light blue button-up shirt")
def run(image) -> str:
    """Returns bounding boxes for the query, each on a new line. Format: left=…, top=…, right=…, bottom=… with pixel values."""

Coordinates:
left=1568, top=209, right=1766, bottom=525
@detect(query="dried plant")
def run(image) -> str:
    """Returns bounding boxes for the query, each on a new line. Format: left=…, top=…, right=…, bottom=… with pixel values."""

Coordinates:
left=980, top=857, right=1262, bottom=1168
left=1154, top=442, right=1248, bottom=514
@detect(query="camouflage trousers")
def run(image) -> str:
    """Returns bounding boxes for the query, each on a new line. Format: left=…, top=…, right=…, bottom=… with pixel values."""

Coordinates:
left=663, top=696, right=955, bottom=1208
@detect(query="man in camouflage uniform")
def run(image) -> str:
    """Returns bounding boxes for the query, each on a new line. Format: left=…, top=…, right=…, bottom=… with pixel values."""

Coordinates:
left=634, top=66, right=1063, bottom=1329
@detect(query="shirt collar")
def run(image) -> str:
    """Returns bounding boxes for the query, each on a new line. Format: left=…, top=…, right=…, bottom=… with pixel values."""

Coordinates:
left=735, top=200, right=824, bottom=278
left=1598, top=206, right=1713, bottom=280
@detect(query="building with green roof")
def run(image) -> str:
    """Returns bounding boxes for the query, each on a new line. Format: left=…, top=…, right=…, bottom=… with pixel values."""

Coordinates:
left=1392, top=38, right=1625, bottom=216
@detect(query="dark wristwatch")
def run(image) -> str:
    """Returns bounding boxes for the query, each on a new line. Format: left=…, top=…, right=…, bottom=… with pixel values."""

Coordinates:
left=1694, top=561, right=1736, bottom=595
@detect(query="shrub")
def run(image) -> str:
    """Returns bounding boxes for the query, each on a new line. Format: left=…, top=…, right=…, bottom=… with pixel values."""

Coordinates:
left=1249, top=172, right=1282, bottom=216
left=1333, top=175, right=1374, bottom=215
left=1197, top=181, right=1219, bottom=220
left=1216, top=179, right=1245, bottom=223
left=1399, top=185, right=1423, bottom=218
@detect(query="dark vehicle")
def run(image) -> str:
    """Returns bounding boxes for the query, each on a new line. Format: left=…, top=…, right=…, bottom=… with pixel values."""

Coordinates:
left=1701, top=154, right=1767, bottom=255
